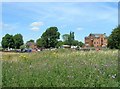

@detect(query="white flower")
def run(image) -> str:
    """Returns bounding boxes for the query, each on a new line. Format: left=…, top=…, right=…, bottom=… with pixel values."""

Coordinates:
left=112, top=75, right=116, bottom=79
left=110, top=74, right=116, bottom=79
left=29, top=65, right=32, bottom=68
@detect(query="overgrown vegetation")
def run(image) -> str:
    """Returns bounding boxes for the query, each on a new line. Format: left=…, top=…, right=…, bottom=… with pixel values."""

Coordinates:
left=2, top=49, right=119, bottom=87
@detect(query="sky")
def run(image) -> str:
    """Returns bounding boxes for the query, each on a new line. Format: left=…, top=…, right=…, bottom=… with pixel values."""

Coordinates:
left=1, top=2, right=118, bottom=43
left=1, top=0, right=119, bottom=2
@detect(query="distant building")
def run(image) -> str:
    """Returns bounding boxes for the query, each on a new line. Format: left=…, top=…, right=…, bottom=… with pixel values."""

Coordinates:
left=26, top=42, right=38, bottom=52
left=85, top=33, right=108, bottom=47
left=62, top=45, right=71, bottom=48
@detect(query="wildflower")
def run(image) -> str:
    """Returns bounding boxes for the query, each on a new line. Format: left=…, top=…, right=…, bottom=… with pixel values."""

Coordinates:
left=104, top=64, right=108, bottom=67
left=67, top=75, right=74, bottom=79
left=19, top=55, right=28, bottom=60
left=112, top=75, right=116, bottom=79
left=109, top=74, right=117, bottom=79
left=29, top=65, right=32, bottom=69
left=112, top=74, right=117, bottom=79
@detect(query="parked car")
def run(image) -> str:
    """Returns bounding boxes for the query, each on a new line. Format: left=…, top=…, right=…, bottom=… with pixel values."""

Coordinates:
left=22, top=48, right=32, bottom=53
left=16, top=49, right=21, bottom=52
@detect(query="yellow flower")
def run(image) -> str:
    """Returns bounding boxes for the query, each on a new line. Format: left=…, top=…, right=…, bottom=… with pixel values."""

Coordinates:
left=19, top=55, right=28, bottom=59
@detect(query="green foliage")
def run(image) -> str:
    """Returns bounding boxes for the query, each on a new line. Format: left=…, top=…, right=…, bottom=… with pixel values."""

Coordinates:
left=20, top=45, right=26, bottom=50
left=13, top=34, right=24, bottom=49
left=36, top=38, right=43, bottom=48
left=2, top=50, right=118, bottom=87
left=56, top=40, right=64, bottom=48
left=25, top=39, right=35, bottom=48
left=108, top=26, right=120, bottom=49
left=69, top=32, right=74, bottom=46
left=62, top=32, right=75, bottom=46
left=72, top=40, right=84, bottom=47
left=62, top=34, right=70, bottom=42
left=1, top=34, right=14, bottom=49
left=62, top=32, right=84, bottom=47
left=26, top=39, right=34, bottom=43
left=72, top=40, right=79, bottom=46
left=78, top=41, right=84, bottom=47
left=1, top=34, right=24, bottom=49
left=41, top=27, right=60, bottom=48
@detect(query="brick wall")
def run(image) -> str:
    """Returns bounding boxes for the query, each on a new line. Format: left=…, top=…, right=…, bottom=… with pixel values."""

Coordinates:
left=85, top=34, right=107, bottom=47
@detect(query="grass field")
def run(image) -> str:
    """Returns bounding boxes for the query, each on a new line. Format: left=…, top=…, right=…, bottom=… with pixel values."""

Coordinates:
left=2, top=49, right=119, bottom=87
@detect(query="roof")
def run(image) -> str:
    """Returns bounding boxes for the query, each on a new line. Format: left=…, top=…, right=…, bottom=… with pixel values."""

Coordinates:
left=89, top=33, right=107, bottom=38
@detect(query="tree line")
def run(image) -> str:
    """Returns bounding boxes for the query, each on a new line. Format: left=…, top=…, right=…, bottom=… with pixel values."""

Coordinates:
left=1, top=26, right=120, bottom=49
left=1, top=27, right=84, bottom=49
left=1, top=34, right=24, bottom=49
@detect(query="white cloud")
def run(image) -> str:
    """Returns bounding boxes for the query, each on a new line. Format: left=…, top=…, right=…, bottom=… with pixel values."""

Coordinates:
left=77, top=27, right=83, bottom=31
left=30, top=21, right=43, bottom=31
left=31, top=27, right=40, bottom=31
left=30, top=22, right=43, bottom=27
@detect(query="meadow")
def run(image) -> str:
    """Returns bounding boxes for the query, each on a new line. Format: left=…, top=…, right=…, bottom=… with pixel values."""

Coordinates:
left=2, top=49, right=119, bottom=87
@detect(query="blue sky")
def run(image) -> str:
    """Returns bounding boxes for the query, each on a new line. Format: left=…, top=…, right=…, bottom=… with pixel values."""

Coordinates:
left=2, top=2, right=118, bottom=43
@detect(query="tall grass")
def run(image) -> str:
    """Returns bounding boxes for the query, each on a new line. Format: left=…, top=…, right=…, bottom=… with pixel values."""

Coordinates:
left=2, top=49, right=119, bottom=87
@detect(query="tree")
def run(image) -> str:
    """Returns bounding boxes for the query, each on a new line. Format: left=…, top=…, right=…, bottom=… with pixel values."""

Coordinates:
left=41, top=27, right=60, bottom=48
left=36, top=38, right=43, bottom=48
left=1, top=34, right=14, bottom=49
left=72, top=40, right=79, bottom=46
left=62, top=31, right=75, bottom=46
left=62, top=34, right=70, bottom=41
left=108, top=26, right=120, bottom=49
left=26, top=39, right=35, bottom=48
left=20, top=44, right=26, bottom=51
left=26, top=39, right=34, bottom=43
left=13, top=34, right=24, bottom=49
left=68, top=32, right=74, bottom=46
left=78, top=41, right=84, bottom=47
left=62, top=34, right=70, bottom=45
left=56, top=40, right=63, bottom=48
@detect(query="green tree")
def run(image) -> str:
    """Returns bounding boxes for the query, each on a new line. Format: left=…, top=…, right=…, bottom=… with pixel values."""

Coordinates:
left=72, top=40, right=79, bottom=46
left=13, top=34, right=24, bottom=49
left=62, top=34, right=70, bottom=45
left=68, top=32, right=74, bottom=46
left=1, top=34, right=14, bottom=49
left=62, top=34, right=70, bottom=41
left=78, top=41, right=84, bottom=47
left=41, top=27, right=60, bottom=48
left=56, top=40, right=63, bottom=48
left=62, top=31, right=75, bottom=46
left=26, top=39, right=34, bottom=43
left=20, top=44, right=26, bottom=51
left=108, top=26, right=120, bottom=49
left=26, top=39, right=35, bottom=48
left=36, top=38, right=43, bottom=48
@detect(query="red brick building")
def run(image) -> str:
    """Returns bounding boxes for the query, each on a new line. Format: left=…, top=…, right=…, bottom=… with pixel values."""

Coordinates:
left=85, top=33, right=107, bottom=47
